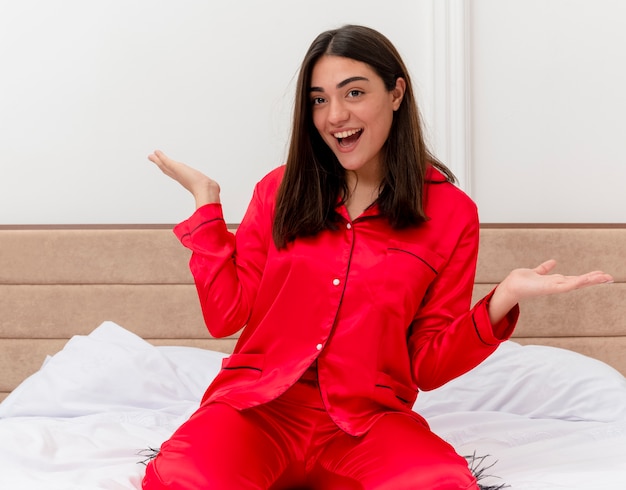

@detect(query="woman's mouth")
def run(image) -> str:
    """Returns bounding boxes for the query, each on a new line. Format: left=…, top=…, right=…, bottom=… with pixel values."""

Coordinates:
left=334, top=128, right=363, bottom=148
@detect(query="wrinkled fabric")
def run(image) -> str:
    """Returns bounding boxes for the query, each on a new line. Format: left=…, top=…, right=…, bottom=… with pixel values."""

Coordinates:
left=172, top=165, right=518, bottom=436
left=143, top=368, right=479, bottom=490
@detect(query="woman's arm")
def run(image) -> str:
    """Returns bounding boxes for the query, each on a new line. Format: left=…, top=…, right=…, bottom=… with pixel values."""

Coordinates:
left=409, top=217, right=613, bottom=391
left=147, top=150, right=271, bottom=338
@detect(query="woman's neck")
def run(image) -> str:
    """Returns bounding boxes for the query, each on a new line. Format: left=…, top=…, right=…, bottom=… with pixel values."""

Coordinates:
left=344, top=170, right=382, bottom=220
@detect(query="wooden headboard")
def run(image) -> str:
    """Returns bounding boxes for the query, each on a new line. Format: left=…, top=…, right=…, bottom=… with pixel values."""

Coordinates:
left=1, top=224, right=625, bottom=402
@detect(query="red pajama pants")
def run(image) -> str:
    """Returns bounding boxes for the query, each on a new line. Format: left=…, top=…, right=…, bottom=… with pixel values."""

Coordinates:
left=142, top=373, right=478, bottom=490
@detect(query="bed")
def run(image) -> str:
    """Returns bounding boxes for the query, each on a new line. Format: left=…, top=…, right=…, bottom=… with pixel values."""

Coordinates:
left=1, top=224, right=625, bottom=489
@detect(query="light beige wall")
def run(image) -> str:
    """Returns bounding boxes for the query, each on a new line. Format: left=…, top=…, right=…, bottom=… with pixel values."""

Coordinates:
left=470, top=0, right=626, bottom=223
left=4, top=1, right=622, bottom=225
left=0, top=0, right=439, bottom=225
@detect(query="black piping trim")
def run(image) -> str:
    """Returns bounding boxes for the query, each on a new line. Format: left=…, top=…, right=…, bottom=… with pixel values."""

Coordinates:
left=472, top=309, right=498, bottom=346
left=323, top=233, right=356, bottom=351
left=375, top=384, right=411, bottom=404
left=222, top=366, right=262, bottom=372
left=179, top=217, right=224, bottom=240
left=388, top=248, right=438, bottom=275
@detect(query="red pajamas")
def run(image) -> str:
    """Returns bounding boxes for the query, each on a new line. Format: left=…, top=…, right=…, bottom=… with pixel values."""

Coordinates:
left=143, top=368, right=478, bottom=489
left=142, top=165, right=518, bottom=488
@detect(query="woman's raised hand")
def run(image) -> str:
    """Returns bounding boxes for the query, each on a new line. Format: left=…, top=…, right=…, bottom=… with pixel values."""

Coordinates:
left=488, top=259, right=614, bottom=325
left=148, top=150, right=221, bottom=209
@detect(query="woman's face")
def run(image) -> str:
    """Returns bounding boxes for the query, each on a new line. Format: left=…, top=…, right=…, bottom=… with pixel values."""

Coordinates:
left=309, top=55, right=405, bottom=179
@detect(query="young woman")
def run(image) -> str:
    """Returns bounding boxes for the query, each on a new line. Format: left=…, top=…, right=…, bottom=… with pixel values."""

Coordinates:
left=142, top=25, right=612, bottom=490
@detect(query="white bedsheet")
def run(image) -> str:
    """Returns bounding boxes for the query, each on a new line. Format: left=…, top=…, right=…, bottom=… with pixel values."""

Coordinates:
left=1, top=322, right=625, bottom=489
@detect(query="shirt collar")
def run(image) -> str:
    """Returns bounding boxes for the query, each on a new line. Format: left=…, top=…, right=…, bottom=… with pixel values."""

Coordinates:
left=334, top=165, right=444, bottom=221
left=335, top=198, right=381, bottom=221
left=425, top=164, right=447, bottom=183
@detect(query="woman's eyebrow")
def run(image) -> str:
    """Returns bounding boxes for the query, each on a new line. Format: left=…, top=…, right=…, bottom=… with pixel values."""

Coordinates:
left=309, top=76, right=370, bottom=93
left=337, top=76, right=369, bottom=89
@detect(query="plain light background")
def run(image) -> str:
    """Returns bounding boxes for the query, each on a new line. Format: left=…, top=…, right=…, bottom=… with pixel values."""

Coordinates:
left=470, top=0, right=626, bottom=223
left=1, top=0, right=624, bottom=224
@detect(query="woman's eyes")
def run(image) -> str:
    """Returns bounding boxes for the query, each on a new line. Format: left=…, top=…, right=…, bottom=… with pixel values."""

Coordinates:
left=311, top=90, right=364, bottom=105
left=347, top=89, right=364, bottom=98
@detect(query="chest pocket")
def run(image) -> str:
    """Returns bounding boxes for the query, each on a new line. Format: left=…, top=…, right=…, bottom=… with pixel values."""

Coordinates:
left=383, top=240, right=445, bottom=315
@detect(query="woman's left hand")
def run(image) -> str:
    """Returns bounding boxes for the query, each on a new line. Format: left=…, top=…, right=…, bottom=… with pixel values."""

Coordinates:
left=488, top=259, right=613, bottom=324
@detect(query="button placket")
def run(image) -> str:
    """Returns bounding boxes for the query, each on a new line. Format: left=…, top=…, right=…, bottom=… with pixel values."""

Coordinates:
left=319, top=219, right=353, bottom=358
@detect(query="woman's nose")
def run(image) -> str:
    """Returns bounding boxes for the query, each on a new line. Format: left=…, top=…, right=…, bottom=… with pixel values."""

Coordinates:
left=327, top=100, right=349, bottom=125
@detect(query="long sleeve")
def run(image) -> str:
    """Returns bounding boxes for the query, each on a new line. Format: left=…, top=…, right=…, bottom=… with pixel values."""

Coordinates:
left=173, top=171, right=277, bottom=338
left=408, top=209, right=519, bottom=391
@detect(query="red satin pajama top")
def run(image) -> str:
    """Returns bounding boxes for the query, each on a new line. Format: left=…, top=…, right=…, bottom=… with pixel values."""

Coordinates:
left=174, top=165, right=519, bottom=436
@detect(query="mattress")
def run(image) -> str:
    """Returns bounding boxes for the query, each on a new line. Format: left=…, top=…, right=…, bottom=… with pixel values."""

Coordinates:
left=1, top=322, right=625, bottom=489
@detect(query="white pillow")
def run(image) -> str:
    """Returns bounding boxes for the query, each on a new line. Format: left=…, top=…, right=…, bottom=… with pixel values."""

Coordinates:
left=413, top=341, right=626, bottom=423
left=0, top=322, right=225, bottom=418
left=156, top=345, right=226, bottom=396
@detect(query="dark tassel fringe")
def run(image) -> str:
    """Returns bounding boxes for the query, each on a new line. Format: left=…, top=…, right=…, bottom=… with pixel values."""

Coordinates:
left=464, top=451, right=509, bottom=490
left=137, top=447, right=161, bottom=466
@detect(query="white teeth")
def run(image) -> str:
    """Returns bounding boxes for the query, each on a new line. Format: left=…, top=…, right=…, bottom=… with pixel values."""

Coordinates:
left=334, top=129, right=361, bottom=139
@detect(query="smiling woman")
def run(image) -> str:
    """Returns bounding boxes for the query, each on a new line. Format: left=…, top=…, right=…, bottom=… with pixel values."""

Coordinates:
left=273, top=26, right=456, bottom=248
left=309, top=56, right=404, bottom=219
left=141, top=24, right=612, bottom=490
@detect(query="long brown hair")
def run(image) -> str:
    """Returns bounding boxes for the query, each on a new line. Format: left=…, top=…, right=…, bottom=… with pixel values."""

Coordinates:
left=272, top=25, right=455, bottom=248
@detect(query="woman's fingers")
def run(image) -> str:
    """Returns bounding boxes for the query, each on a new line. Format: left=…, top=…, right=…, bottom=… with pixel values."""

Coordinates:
left=533, top=259, right=557, bottom=276
left=571, top=270, right=614, bottom=288
left=147, top=150, right=221, bottom=207
left=148, top=150, right=181, bottom=179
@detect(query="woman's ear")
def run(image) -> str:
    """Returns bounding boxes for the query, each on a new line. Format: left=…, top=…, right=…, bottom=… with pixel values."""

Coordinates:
left=391, top=77, right=406, bottom=111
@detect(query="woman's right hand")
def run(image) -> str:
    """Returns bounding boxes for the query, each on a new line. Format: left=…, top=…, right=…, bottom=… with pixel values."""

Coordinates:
left=148, top=150, right=221, bottom=208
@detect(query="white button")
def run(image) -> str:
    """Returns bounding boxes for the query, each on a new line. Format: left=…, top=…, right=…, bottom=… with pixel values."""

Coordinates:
left=316, top=343, right=323, bottom=351
left=346, top=223, right=352, bottom=230
left=332, top=278, right=340, bottom=286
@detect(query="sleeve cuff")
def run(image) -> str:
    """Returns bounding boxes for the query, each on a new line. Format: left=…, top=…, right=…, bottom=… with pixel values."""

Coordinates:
left=471, top=287, right=520, bottom=345
left=173, top=203, right=228, bottom=248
